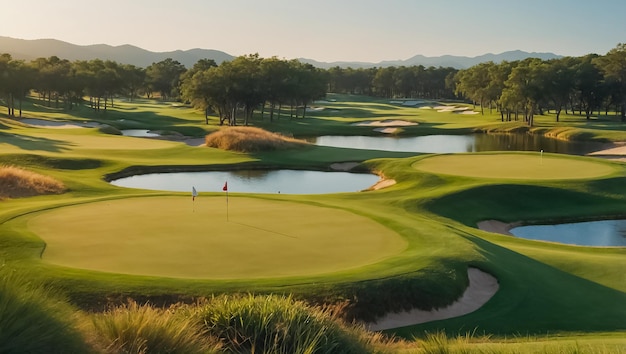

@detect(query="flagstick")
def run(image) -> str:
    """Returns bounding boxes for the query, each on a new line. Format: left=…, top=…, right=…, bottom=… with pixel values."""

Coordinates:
left=226, top=190, right=229, bottom=221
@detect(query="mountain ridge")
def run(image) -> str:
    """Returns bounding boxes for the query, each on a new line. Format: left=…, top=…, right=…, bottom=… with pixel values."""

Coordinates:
left=0, top=36, right=561, bottom=69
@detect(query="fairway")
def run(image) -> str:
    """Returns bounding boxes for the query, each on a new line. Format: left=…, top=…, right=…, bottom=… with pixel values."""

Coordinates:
left=412, top=153, right=616, bottom=180
left=27, top=196, right=406, bottom=279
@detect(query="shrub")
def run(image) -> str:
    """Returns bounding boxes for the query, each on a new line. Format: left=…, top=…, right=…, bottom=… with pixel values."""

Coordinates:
left=0, top=269, right=89, bottom=353
left=204, top=127, right=308, bottom=152
left=0, top=165, right=66, bottom=199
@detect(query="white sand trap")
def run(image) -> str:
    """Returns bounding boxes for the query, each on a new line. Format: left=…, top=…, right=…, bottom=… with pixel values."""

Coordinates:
left=352, top=120, right=418, bottom=127
left=457, top=110, right=479, bottom=115
left=19, top=118, right=101, bottom=129
left=587, top=142, right=626, bottom=157
left=306, top=107, right=325, bottom=112
left=374, top=127, right=399, bottom=134
left=366, top=268, right=498, bottom=330
left=369, top=178, right=396, bottom=190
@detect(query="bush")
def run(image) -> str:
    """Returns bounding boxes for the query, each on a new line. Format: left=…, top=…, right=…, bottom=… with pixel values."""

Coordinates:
left=204, top=127, right=308, bottom=152
left=0, top=165, right=66, bottom=199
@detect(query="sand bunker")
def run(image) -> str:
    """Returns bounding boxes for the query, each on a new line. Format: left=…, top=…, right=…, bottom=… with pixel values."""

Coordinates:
left=369, top=178, right=396, bottom=190
left=352, top=120, right=418, bottom=127
left=366, top=268, right=498, bottom=330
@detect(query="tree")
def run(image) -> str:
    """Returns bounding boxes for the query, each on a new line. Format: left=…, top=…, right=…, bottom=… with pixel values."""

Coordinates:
left=595, top=43, right=626, bottom=121
left=145, top=58, right=186, bottom=100
left=573, top=55, right=604, bottom=120
left=542, top=57, right=575, bottom=121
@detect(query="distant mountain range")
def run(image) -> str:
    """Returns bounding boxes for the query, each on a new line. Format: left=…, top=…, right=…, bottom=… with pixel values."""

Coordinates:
left=0, top=36, right=561, bottom=69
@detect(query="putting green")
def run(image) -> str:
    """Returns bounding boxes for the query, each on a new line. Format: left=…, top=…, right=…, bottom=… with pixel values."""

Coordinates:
left=412, top=153, right=616, bottom=180
left=28, top=196, right=406, bottom=279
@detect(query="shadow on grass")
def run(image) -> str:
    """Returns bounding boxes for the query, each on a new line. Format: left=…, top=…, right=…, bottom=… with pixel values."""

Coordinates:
left=395, top=231, right=626, bottom=337
left=0, top=132, right=73, bottom=152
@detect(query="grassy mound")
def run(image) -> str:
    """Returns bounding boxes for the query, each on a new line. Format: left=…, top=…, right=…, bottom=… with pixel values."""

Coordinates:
left=0, top=165, right=66, bottom=199
left=204, top=126, right=308, bottom=152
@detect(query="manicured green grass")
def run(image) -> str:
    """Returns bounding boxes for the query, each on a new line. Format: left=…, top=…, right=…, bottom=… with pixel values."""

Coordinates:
left=26, top=196, right=406, bottom=278
left=413, top=152, right=618, bottom=180
left=1, top=94, right=626, bottom=351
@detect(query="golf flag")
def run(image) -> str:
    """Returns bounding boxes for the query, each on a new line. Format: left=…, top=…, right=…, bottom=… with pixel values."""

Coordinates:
left=222, top=181, right=228, bottom=191
left=192, top=186, right=198, bottom=201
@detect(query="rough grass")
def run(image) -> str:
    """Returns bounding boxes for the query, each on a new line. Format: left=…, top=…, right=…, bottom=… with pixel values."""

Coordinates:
left=204, top=126, right=308, bottom=152
left=0, top=165, right=66, bottom=199
left=89, top=301, right=221, bottom=354
left=190, top=294, right=380, bottom=354
left=0, top=269, right=89, bottom=354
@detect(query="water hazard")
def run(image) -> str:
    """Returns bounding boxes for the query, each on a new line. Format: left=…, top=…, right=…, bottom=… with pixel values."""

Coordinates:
left=510, top=220, right=626, bottom=247
left=309, top=134, right=604, bottom=155
left=111, top=170, right=380, bottom=194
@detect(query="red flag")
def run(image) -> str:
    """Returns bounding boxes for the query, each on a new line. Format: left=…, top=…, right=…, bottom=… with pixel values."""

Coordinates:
left=222, top=181, right=228, bottom=191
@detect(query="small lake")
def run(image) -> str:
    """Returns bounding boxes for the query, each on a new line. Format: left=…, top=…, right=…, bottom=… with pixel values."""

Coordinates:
left=510, top=220, right=626, bottom=247
left=121, top=129, right=161, bottom=137
left=110, top=170, right=380, bottom=194
left=308, top=134, right=604, bottom=155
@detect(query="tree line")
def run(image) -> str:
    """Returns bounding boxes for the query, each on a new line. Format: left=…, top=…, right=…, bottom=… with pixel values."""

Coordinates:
left=453, top=44, right=626, bottom=125
left=1, top=44, right=625, bottom=126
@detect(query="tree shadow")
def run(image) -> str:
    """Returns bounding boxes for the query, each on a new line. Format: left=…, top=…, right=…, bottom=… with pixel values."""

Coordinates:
left=0, top=132, right=73, bottom=152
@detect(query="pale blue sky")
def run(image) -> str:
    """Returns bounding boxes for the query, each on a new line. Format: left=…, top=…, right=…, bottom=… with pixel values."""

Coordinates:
left=1, top=0, right=624, bottom=62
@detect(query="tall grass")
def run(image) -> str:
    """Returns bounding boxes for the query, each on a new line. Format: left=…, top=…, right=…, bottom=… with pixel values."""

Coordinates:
left=89, top=301, right=220, bottom=354
left=191, top=294, right=378, bottom=354
left=0, top=268, right=89, bottom=353
left=0, top=165, right=66, bottom=199
left=204, top=126, right=308, bottom=152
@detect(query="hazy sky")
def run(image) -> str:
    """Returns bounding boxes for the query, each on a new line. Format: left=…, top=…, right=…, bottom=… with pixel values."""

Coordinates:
left=2, top=0, right=624, bottom=62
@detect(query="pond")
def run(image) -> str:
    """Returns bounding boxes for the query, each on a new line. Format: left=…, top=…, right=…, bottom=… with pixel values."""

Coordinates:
left=110, top=170, right=380, bottom=194
left=510, top=220, right=626, bottom=247
left=121, top=129, right=161, bottom=137
left=308, top=134, right=604, bottom=155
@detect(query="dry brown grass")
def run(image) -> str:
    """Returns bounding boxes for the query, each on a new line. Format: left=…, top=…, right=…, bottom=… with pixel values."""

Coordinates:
left=0, top=165, right=66, bottom=199
left=204, top=126, right=308, bottom=152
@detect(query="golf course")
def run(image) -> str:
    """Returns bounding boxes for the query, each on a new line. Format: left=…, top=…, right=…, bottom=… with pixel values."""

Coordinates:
left=2, top=94, right=626, bottom=353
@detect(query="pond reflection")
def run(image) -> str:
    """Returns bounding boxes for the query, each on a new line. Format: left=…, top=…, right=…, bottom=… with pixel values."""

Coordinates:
left=111, top=170, right=380, bottom=194
left=308, top=134, right=603, bottom=155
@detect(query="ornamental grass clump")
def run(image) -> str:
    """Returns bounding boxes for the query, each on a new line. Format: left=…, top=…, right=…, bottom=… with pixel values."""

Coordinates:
left=192, top=294, right=375, bottom=354
left=90, top=301, right=221, bottom=354
left=0, top=165, right=66, bottom=199
left=204, top=127, right=308, bottom=152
